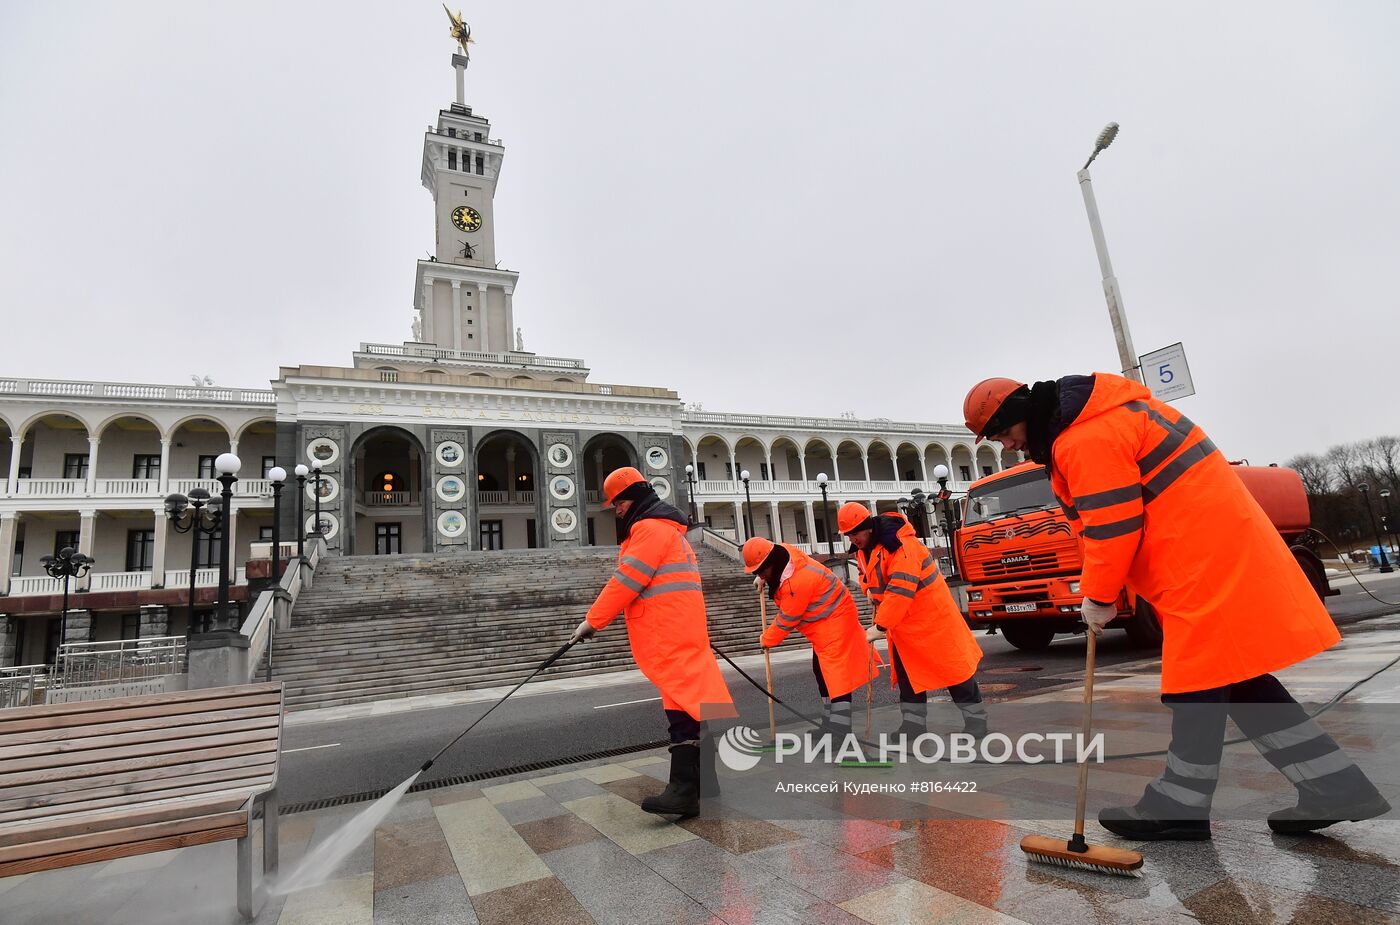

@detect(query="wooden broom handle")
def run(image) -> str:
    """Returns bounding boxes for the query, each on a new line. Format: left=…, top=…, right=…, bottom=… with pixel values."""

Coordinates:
left=1074, top=630, right=1098, bottom=838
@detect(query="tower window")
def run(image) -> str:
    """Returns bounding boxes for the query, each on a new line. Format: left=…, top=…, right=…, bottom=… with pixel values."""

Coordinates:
left=475, top=155, right=484, bottom=174
left=447, top=149, right=457, bottom=170
left=473, top=132, right=482, bottom=141
left=447, top=127, right=456, bottom=137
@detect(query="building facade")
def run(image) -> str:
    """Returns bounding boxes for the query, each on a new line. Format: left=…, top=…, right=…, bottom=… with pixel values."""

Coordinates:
left=0, top=47, right=1015, bottom=666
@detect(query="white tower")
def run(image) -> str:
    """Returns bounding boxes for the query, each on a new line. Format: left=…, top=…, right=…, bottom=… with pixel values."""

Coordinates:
left=414, top=51, right=520, bottom=354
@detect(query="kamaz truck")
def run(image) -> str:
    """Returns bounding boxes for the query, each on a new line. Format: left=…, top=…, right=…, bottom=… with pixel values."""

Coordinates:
left=957, top=461, right=1333, bottom=651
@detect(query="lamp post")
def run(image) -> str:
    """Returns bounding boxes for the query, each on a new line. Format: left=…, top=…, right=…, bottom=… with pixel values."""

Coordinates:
left=1078, top=121, right=1142, bottom=383
left=1357, top=483, right=1393, bottom=573
left=740, top=469, right=754, bottom=541
left=932, top=464, right=960, bottom=580
left=1381, top=488, right=1399, bottom=560
left=909, top=487, right=931, bottom=539
left=266, top=466, right=286, bottom=682
left=212, top=453, right=241, bottom=632
left=311, top=464, right=325, bottom=540
left=294, top=464, right=308, bottom=563
left=816, top=473, right=836, bottom=560
left=39, top=546, right=94, bottom=664
left=164, top=488, right=223, bottom=636
left=684, top=464, right=698, bottom=525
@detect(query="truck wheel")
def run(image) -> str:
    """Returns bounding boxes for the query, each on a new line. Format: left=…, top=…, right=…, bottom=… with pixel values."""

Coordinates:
left=1001, top=623, right=1056, bottom=651
left=1291, top=546, right=1330, bottom=600
left=1122, top=599, right=1164, bottom=649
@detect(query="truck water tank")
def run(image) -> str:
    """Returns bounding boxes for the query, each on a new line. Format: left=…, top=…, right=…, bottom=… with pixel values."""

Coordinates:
left=1232, top=465, right=1311, bottom=538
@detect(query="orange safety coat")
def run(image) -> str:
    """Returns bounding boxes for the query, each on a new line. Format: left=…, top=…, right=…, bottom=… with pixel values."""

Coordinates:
left=586, top=518, right=735, bottom=720
left=857, top=513, right=982, bottom=693
left=759, top=545, right=882, bottom=699
left=1049, top=373, right=1340, bottom=694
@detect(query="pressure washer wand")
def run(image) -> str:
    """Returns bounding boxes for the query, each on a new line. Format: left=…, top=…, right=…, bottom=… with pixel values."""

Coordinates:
left=420, top=639, right=577, bottom=773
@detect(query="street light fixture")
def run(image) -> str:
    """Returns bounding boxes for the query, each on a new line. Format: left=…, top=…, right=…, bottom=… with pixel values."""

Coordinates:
left=1357, top=483, right=1393, bottom=573
left=740, top=469, right=754, bottom=541
left=165, top=488, right=223, bottom=636
left=266, top=466, right=286, bottom=682
left=816, top=473, right=836, bottom=560
left=211, top=453, right=242, bottom=632
left=932, top=464, right=960, bottom=580
left=293, top=464, right=309, bottom=563
left=311, top=464, right=325, bottom=540
left=39, top=545, right=94, bottom=663
left=1078, top=121, right=1142, bottom=383
left=683, top=464, right=698, bottom=525
left=1381, top=488, right=1399, bottom=561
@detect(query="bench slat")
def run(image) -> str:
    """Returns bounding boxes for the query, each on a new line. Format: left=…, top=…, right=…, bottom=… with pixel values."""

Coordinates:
left=0, top=779, right=274, bottom=824
left=0, top=753, right=276, bottom=805
left=0, top=691, right=281, bottom=735
left=0, top=824, right=249, bottom=878
left=0, top=683, right=275, bottom=724
left=0, top=724, right=280, bottom=773
left=0, top=794, right=251, bottom=847
left=0, top=810, right=251, bottom=864
left=0, top=740, right=278, bottom=789
left=0, top=704, right=283, bottom=747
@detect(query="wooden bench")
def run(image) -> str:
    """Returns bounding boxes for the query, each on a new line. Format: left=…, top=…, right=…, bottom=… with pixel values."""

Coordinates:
left=0, top=682, right=283, bottom=918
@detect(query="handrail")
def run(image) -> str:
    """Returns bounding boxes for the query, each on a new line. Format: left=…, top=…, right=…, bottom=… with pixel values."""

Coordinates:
left=699, top=527, right=743, bottom=563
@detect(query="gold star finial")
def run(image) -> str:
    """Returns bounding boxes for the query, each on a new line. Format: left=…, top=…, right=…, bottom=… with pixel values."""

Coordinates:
left=443, top=5, right=474, bottom=59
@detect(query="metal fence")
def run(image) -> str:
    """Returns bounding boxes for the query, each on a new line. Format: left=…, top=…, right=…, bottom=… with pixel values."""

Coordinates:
left=0, top=664, right=49, bottom=709
left=56, top=636, right=188, bottom=689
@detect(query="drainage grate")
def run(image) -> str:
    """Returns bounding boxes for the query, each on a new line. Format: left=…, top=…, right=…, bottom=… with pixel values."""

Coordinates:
left=279, top=738, right=671, bottom=815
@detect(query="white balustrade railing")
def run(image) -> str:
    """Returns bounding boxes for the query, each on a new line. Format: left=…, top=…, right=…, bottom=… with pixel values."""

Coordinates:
left=362, top=491, right=418, bottom=506
left=695, top=481, right=735, bottom=495
left=8, top=576, right=62, bottom=595
left=585, top=490, right=600, bottom=502
left=95, top=478, right=159, bottom=497
left=841, top=480, right=870, bottom=492
left=869, top=481, right=900, bottom=491
left=1, top=378, right=274, bottom=405
left=90, top=571, right=154, bottom=592
left=169, top=478, right=221, bottom=496
left=477, top=490, right=507, bottom=504
left=12, top=478, right=84, bottom=496
left=771, top=480, right=804, bottom=493
left=164, top=567, right=221, bottom=588
left=238, top=479, right=273, bottom=497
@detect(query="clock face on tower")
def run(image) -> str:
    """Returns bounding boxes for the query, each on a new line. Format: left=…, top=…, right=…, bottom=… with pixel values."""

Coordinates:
left=451, top=205, right=483, bottom=233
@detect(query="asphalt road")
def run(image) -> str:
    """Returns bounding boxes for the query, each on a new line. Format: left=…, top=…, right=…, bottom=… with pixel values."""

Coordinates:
left=278, top=569, right=1400, bottom=806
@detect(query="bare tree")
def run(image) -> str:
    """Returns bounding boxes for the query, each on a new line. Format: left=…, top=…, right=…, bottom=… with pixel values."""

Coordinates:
left=1358, top=435, right=1400, bottom=495
left=1325, top=442, right=1365, bottom=490
left=1287, top=453, right=1334, bottom=497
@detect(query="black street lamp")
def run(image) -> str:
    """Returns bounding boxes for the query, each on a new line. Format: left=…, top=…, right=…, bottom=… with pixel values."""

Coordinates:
left=909, top=487, right=932, bottom=539
left=165, top=488, right=222, bottom=636
left=212, top=453, right=242, bottom=632
left=741, top=469, right=754, bottom=541
left=932, top=464, right=960, bottom=580
left=683, top=464, right=698, bottom=525
left=311, top=464, right=325, bottom=540
left=1358, top=483, right=1393, bottom=573
left=294, top=464, right=309, bottom=563
left=816, top=472, right=836, bottom=560
left=1382, top=488, right=1399, bottom=562
left=267, top=466, right=286, bottom=682
left=39, top=546, right=94, bottom=664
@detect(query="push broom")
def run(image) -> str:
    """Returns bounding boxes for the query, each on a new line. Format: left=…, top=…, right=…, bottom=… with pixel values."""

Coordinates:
left=1020, top=630, right=1143, bottom=877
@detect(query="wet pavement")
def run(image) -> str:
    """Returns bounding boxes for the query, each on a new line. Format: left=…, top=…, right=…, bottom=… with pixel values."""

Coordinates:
left=6, top=617, right=1399, bottom=924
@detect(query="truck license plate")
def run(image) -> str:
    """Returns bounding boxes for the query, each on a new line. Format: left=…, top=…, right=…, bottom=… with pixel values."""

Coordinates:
left=1004, top=602, right=1038, bottom=613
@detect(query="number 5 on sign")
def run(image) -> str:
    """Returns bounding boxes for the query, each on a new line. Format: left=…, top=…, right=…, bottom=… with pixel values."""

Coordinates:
left=1139, top=342, right=1195, bottom=402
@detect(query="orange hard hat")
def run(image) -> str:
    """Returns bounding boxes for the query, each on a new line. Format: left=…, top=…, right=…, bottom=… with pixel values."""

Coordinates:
left=963, top=377, right=1026, bottom=438
left=602, top=466, right=646, bottom=507
left=837, top=501, right=873, bottom=534
left=741, top=537, right=775, bottom=573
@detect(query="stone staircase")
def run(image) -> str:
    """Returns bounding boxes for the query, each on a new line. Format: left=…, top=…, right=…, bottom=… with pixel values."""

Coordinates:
left=272, top=540, right=872, bottom=711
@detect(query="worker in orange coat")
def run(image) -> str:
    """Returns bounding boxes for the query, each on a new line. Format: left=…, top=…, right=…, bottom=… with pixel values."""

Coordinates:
left=838, top=502, right=987, bottom=738
left=742, top=537, right=882, bottom=741
left=966, top=373, right=1390, bottom=839
left=572, top=467, right=734, bottom=818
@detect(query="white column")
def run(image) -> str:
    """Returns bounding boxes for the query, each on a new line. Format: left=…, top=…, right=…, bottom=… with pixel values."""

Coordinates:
left=151, top=508, right=168, bottom=587
left=0, top=513, right=17, bottom=596
left=85, top=436, right=100, bottom=494
left=77, top=511, right=96, bottom=591
left=695, top=501, right=705, bottom=526
left=861, top=449, right=872, bottom=484
left=502, top=284, right=515, bottom=344
left=797, top=453, right=808, bottom=484
left=454, top=60, right=466, bottom=106
left=803, top=501, right=817, bottom=548
left=728, top=450, right=738, bottom=484
left=769, top=501, right=782, bottom=542
left=8, top=435, right=22, bottom=485
left=919, top=453, right=930, bottom=484
left=477, top=283, right=490, bottom=351
left=733, top=501, right=745, bottom=543
left=450, top=280, right=463, bottom=351
left=422, top=279, right=436, bottom=344
left=764, top=451, right=774, bottom=484
left=158, top=437, right=172, bottom=494
left=228, top=438, right=239, bottom=459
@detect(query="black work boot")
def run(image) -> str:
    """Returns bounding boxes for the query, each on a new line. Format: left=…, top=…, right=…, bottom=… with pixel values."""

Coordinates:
left=697, top=732, right=722, bottom=799
left=1098, top=804, right=1212, bottom=841
left=1267, top=789, right=1391, bottom=835
left=641, top=744, right=700, bottom=819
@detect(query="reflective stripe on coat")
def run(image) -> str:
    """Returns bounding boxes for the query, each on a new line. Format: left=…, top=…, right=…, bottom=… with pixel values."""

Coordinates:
left=586, top=519, right=735, bottom=719
left=759, top=544, right=882, bottom=698
left=1049, top=373, right=1339, bottom=694
left=856, top=513, right=982, bottom=693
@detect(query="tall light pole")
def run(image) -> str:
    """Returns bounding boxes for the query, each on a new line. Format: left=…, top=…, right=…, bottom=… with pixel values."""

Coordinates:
left=1358, top=483, right=1393, bottom=573
left=932, top=464, right=960, bottom=580
left=266, top=466, right=286, bottom=682
left=165, top=488, right=221, bottom=636
left=740, top=469, right=754, bottom=541
left=684, top=464, right=698, bottom=525
left=311, top=464, right=325, bottom=541
left=816, top=473, right=836, bottom=560
left=39, top=546, right=94, bottom=664
left=294, top=464, right=309, bottom=563
left=1078, top=121, right=1142, bottom=383
left=212, top=453, right=241, bottom=633
left=1381, top=488, right=1398, bottom=559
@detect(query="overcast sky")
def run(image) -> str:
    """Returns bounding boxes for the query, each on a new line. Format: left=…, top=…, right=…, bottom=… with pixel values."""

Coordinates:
left=2, top=2, right=1396, bottom=463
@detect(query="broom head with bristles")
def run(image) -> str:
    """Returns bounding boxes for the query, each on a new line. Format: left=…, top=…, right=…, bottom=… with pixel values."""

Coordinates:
left=1020, top=833, right=1143, bottom=877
